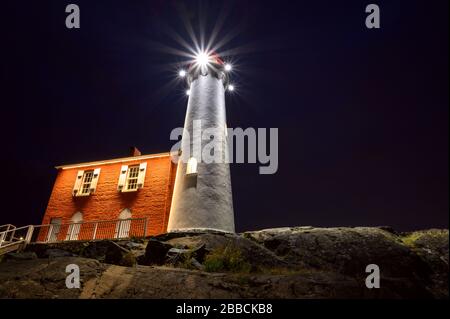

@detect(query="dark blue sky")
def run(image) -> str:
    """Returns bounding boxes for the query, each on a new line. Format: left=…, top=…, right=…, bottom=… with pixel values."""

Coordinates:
left=1, top=0, right=448, bottom=231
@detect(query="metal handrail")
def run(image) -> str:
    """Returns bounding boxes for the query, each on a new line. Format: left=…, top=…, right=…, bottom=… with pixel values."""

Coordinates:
left=0, top=240, right=25, bottom=250
left=37, top=218, right=144, bottom=228
left=0, top=225, right=31, bottom=250
left=0, top=224, right=16, bottom=230
left=0, top=224, right=16, bottom=235
left=0, top=217, right=148, bottom=251
left=32, top=217, right=148, bottom=243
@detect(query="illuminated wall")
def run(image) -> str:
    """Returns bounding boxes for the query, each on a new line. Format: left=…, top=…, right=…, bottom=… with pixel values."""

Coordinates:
left=42, top=154, right=177, bottom=237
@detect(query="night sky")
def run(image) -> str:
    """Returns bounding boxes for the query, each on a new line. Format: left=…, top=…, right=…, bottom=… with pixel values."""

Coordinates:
left=2, top=0, right=448, bottom=232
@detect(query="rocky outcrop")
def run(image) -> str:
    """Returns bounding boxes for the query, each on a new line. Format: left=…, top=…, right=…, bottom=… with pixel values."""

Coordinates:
left=0, top=227, right=447, bottom=299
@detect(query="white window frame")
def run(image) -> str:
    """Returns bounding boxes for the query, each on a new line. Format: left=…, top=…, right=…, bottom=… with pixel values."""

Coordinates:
left=78, top=170, right=94, bottom=196
left=123, top=165, right=140, bottom=192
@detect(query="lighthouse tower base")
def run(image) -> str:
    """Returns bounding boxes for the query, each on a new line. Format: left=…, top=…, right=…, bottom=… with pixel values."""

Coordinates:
left=168, top=162, right=235, bottom=233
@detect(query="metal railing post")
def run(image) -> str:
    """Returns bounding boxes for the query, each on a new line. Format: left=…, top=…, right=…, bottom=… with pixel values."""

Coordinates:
left=117, top=220, right=122, bottom=239
left=47, top=225, right=53, bottom=243
left=143, top=218, right=148, bottom=237
left=25, top=225, right=34, bottom=244
left=93, top=222, right=98, bottom=240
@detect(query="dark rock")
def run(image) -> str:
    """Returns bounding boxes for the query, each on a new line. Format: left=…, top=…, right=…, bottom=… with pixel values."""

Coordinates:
left=263, top=238, right=290, bottom=256
left=100, top=241, right=134, bottom=266
left=44, top=249, right=73, bottom=258
left=120, top=252, right=137, bottom=267
left=141, top=239, right=173, bottom=265
left=165, top=248, right=187, bottom=265
left=5, top=252, right=37, bottom=261
left=165, top=244, right=209, bottom=267
left=190, top=258, right=205, bottom=270
left=153, top=229, right=228, bottom=242
left=192, top=244, right=208, bottom=262
left=400, top=229, right=449, bottom=298
left=245, top=228, right=421, bottom=274
left=81, top=242, right=111, bottom=261
left=165, top=233, right=288, bottom=270
left=0, top=257, right=104, bottom=298
left=167, top=247, right=189, bottom=254
left=80, top=241, right=128, bottom=264
left=376, top=226, right=398, bottom=235
left=0, top=256, right=436, bottom=299
left=26, top=241, right=134, bottom=266
left=26, top=241, right=88, bottom=258
left=0, top=227, right=447, bottom=299
left=120, top=241, right=145, bottom=250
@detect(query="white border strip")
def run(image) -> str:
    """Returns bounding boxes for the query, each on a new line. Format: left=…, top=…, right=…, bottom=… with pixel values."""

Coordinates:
left=56, top=152, right=172, bottom=170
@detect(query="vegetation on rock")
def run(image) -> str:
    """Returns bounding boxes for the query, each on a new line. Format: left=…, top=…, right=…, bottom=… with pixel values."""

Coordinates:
left=203, top=244, right=251, bottom=273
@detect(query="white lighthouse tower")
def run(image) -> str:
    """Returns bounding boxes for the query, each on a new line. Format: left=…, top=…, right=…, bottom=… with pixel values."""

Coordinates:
left=167, top=52, right=235, bottom=233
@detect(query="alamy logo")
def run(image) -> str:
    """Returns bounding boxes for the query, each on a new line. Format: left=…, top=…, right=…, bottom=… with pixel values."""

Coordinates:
left=65, top=4, right=80, bottom=29
left=65, top=264, right=80, bottom=289
left=170, top=120, right=278, bottom=175
left=365, top=4, right=381, bottom=29
left=365, top=264, right=380, bottom=289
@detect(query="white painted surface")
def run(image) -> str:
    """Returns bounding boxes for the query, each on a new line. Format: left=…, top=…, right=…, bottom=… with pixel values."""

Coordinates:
left=168, top=73, right=235, bottom=233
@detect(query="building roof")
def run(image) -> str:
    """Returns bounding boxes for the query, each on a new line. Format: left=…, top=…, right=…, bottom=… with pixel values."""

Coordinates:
left=55, top=152, right=173, bottom=170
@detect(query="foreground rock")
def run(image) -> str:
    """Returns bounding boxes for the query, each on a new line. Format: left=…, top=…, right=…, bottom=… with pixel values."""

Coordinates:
left=0, top=227, right=447, bottom=299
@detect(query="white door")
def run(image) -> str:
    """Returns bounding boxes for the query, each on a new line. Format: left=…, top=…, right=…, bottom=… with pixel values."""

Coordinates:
left=67, top=224, right=81, bottom=240
left=115, top=209, right=132, bottom=239
left=66, top=212, right=83, bottom=240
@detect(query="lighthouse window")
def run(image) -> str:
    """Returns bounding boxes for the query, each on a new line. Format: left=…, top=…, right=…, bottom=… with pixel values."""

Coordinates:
left=125, top=165, right=140, bottom=191
left=186, top=157, right=198, bottom=175
left=79, top=171, right=94, bottom=195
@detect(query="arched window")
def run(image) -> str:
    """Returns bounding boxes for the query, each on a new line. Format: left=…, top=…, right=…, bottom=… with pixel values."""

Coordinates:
left=72, top=212, right=83, bottom=223
left=186, top=157, right=198, bottom=175
left=66, top=212, right=83, bottom=241
left=116, top=209, right=132, bottom=238
left=119, top=208, right=132, bottom=220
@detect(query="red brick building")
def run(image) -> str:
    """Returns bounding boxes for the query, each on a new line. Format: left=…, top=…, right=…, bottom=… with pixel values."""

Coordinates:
left=41, top=149, right=177, bottom=241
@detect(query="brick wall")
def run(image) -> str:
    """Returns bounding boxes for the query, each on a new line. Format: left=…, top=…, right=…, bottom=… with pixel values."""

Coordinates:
left=42, top=154, right=177, bottom=236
